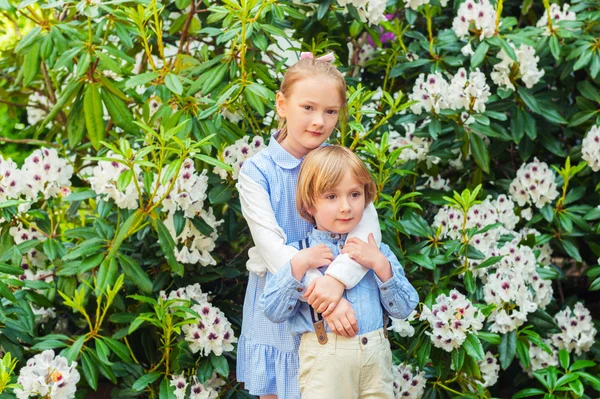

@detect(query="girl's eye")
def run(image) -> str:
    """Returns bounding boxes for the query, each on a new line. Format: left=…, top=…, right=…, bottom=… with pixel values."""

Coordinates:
left=351, top=192, right=362, bottom=198
left=303, top=105, right=312, bottom=111
left=327, top=110, right=338, bottom=115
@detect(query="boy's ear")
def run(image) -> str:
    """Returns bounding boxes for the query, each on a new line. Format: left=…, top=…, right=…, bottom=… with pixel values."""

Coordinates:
left=276, top=92, right=287, bottom=118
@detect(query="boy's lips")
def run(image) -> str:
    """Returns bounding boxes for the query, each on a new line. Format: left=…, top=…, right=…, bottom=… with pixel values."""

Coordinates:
left=337, top=218, right=353, bottom=222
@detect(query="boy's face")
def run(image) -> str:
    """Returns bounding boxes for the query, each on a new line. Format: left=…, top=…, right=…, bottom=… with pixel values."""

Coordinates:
left=276, top=76, right=342, bottom=159
left=309, top=172, right=365, bottom=234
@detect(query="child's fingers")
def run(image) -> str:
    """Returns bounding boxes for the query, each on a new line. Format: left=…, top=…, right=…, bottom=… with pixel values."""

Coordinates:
left=341, top=317, right=355, bottom=337
left=315, top=298, right=331, bottom=314
left=321, top=301, right=337, bottom=317
left=368, top=233, right=376, bottom=245
left=303, top=280, right=316, bottom=299
left=332, top=319, right=347, bottom=337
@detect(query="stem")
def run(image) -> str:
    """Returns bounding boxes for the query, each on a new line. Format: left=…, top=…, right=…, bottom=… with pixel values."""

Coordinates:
left=0, top=138, right=59, bottom=147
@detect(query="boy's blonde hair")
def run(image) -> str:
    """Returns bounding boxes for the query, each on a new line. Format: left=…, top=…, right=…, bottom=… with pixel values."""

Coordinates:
left=296, top=146, right=376, bottom=225
left=276, top=57, right=347, bottom=143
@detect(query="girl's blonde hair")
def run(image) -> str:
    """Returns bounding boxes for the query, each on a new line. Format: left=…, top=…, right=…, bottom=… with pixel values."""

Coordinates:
left=296, top=146, right=375, bottom=225
left=276, top=57, right=347, bottom=143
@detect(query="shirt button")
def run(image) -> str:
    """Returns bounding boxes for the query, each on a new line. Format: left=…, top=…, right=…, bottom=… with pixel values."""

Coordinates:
left=339, top=245, right=343, bottom=249
left=389, top=302, right=394, bottom=307
left=297, top=288, right=303, bottom=292
left=331, top=233, right=335, bottom=238
left=361, top=337, right=368, bottom=345
left=288, top=306, right=293, bottom=310
left=382, top=287, right=387, bottom=291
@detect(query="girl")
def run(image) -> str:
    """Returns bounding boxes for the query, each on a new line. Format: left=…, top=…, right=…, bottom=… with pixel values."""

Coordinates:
left=236, top=53, right=381, bottom=399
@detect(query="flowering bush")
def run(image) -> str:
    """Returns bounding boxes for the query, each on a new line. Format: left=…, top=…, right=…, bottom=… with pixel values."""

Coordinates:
left=1, top=0, right=600, bottom=398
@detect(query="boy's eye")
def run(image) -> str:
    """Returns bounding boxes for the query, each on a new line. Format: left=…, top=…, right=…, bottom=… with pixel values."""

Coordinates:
left=326, top=194, right=337, bottom=200
left=351, top=192, right=362, bottom=198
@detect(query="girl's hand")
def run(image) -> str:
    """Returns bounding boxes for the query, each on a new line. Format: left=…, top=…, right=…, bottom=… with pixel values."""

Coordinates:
left=324, top=298, right=358, bottom=338
left=342, top=233, right=392, bottom=281
left=290, top=244, right=333, bottom=280
left=304, top=275, right=344, bottom=315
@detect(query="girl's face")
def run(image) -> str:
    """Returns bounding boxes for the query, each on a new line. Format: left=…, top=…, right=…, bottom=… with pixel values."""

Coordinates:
left=276, top=76, right=343, bottom=159
left=309, top=172, right=365, bottom=234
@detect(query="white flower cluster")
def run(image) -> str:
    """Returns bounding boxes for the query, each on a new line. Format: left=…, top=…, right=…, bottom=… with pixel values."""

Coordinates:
left=491, top=43, right=545, bottom=90
left=509, top=158, right=559, bottom=209
left=420, top=175, right=451, bottom=191
left=21, top=148, right=73, bottom=201
left=552, top=302, right=597, bottom=355
left=403, top=0, right=448, bottom=11
left=14, top=350, right=80, bottom=399
left=161, top=284, right=237, bottom=357
left=170, top=372, right=225, bottom=399
left=0, top=155, right=22, bottom=203
left=392, top=364, right=426, bottom=399
left=154, top=158, right=209, bottom=218
left=336, top=0, right=387, bottom=25
left=409, top=69, right=490, bottom=119
left=536, top=3, right=576, bottom=35
left=516, top=227, right=553, bottom=266
left=452, top=0, right=497, bottom=40
left=420, top=289, right=484, bottom=352
left=581, top=125, right=600, bottom=172
left=477, top=352, right=500, bottom=388
left=388, top=123, right=440, bottom=166
left=88, top=152, right=142, bottom=210
left=389, top=310, right=417, bottom=337
left=214, top=136, right=265, bottom=180
left=26, top=91, right=51, bottom=126
left=522, top=340, right=558, bottom=377
left=9, top=224, right=52, bottom=283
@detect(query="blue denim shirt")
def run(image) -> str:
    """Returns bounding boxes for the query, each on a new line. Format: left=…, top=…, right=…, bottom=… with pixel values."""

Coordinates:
left=260, top=229, right=419, bottom=336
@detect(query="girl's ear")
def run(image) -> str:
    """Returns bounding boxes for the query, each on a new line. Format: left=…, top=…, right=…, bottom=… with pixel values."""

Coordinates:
left=276, top=92, right=287, bottom=118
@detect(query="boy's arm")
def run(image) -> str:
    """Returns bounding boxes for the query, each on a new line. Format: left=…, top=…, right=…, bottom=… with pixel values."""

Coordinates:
left=260, top=262, right=305, bottom=323
left=324, top=203, right=381, bottom=288
left=375, top=244, right=419, bottom=319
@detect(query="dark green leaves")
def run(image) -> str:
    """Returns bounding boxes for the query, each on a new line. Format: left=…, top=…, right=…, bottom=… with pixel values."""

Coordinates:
left=499, top=330, right=517, bottom=370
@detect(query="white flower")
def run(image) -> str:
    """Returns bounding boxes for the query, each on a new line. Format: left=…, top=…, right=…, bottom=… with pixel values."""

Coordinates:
left=170, top=373, right=188, bottom=399
left=392, top=364, right=426, bottom=399
left=522, top=340, right=558, bottom=377
left=452, top=0, right=497, bottom=40
left=447, top=68, right=491, bottom=114
left=581, top=125, right=600, bottom=172
left=420, top=290, right=484, bottom=352
left=491, top=43, right=544, bottom=91
left=88, top=151, right=142, bottom=210
left=552, top=303, right=597, bottom=355
left=0, top=155, right=22, bottom=202
left=388, top=128, right=437, bottom=165
left=26, top=92, right=51, bottom=126
left=389, top=310, right=417, bottom=337
left=509, top=158, right=559, bottom=208
left=419, top=175, right=450, bottom=191
left=21, top=148, right=73, bottom=200
left=154, top=158, right=209, bottom=218
left=214, top=135, right=265, bottom=180
left=32, top=305, right=56, bottom=325
left=536, top=3, right=577, bottom=35
left=409, top=72, right=450, bottom=115
left=14, top=350, right=80, bottom=399
left=402, top=0, right=447, bottom=10
left=478, top=352, right=500, bottom=387
left=461, top=42, right=475, bottom=56
left=337, top=0, right=387, bottom=25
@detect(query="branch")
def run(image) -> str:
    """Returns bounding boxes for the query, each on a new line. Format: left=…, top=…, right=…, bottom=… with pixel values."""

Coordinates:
left=176, top=0, right=198, bottom=56
left=0, top=138, right=59, bottom=147
left=41, top=61, right=67, bottom=125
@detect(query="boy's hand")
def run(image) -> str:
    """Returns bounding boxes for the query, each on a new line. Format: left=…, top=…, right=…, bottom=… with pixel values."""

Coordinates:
left=342, top=233, right=392, bottom=281
left=324, top=298, right=358, bottom=338
left=304, top=275, right=344, bottom=315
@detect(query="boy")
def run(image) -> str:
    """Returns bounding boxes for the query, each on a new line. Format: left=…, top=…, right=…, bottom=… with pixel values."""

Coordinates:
left=260, top=146, right=419, bottom=399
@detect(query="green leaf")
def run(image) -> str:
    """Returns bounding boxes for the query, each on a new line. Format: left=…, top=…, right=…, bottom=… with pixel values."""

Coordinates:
left=210, top=352, right=230, bottom=378
left=197, top=358, right=214, bottom=384
left=119, top=254, right=153, bottom=294
left=132, top=372, right=162, bottom=391
left=22, top=42, right=41, bottom=87
left=499, top=38, right=518, bottom=62
left=95, top=338, right=113, bottom=366
left=165, top=73, right=183, bottom=96
left=570, top=360, right=596, bottom=371
left=517, top=339, right=530, bottom=369
left=0, top=262, right=25, bottom=276
left=540, top=205, right=553, bottom=222
left=512, top=388, right=546, bottom=398
left=154, top=218, right=183, bottom=276
left=577, top=81, right=600, bottom=103
left=81, top=351, right=99, bottom=391
left=64, top=189, right=97, bottom=202
left=517, top=87, right=540, bottom=114
left=416, top=338, right=431, bottom=370
left=126, top=72, right=159, bottom=89
left=477, top=332, right=502, bottom=344
left=573, top=50, right=592, bottom=71
left=407, top=253, right=435, bottom=270
left=63, top=335, right=85, bottom=363
left=469, top=133, right=490, bottom=173
left=474, top=255, right=504, bottom=269
left=159, top=378, right=176, bottom=399
left=555, top=373, right=579, bottom=388
left=499, top=330, right=517, bottom=370
left=102, top=337, right=132, bottom=363
left=463, top=333, right=484, bottom=361
left=84, top=83, right=105, bottom=150
left=560, top=239, right=581, bottom=262
left=208, top=184, right=233, bottom=205
left=528, top=309, right=561, bottom=334
left=471, top=41, right=489, bottom=68
left=558, top=349, right=569, bottom=370
left=549, top=35, right=560, bottom=60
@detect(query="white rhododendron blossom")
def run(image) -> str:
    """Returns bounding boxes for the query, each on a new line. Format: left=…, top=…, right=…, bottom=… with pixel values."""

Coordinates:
left=581, top=125, right=600, bottom=172
left=478, top=352, right=500, bottom=388
left=491, top=43, right=545, bottom=90
left=14, top=350, right=80, bottom=399
left=88, top=151, right=142, bottom=210
left=420, top=290, right=484, bottom=351
left=165, top=208, right=223, bottom=266
left=420, top=174, right=451, bottom=191
left=161, top=284, right=237, bottom=357
left=21, top=148, right=73, bottom=200
left=336, top=0, right=387, bottom=25
left=9, top=224, right=48, bottom=275
left=452, top=0, right=497, bottom=40
left=170, top=372, right=224, bottom=399
left=0, top=155, right=22, bottom=202
left=388, top=129, right=438, bottom=166
left=409, top=72, right=450, bottom=115
left=509, top=158, right=559, bottom=208
left=536, top=3, right=577, bottom=35
left=154, top=158, right=209, bottom=218
left=516, top=227, right=553, bottom=266
left=26, top=91, right=51, bottom=126
left=552, top=303, right=597, bottom=355
left=447, top=68, right=491, bottom=115
left=403, top=0, right=448, bottom=10
left=392, top=364, right=426, bottom=399
left=32, top=305, right=56, bottom=325
left=214, top=136, right=265, bottom=180
left=389, top=310, right=417, bottom=337
left=522, top=340, right=558, bottom=377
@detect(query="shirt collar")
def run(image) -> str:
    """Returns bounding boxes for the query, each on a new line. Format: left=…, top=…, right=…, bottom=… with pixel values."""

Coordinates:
left=309, top=228, right=347, bottom=243
left=267, top=133, right=303, bottom=170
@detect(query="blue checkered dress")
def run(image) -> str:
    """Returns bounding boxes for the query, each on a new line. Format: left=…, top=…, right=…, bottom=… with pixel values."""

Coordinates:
left=236, top=135, right=314, bottom=398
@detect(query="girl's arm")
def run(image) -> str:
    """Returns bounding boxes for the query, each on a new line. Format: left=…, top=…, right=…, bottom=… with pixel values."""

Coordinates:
left=376, top=244, right=419, bottom=319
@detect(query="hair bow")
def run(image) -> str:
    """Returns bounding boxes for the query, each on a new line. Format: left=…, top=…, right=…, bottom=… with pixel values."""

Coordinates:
left=299, top=52, right=336, bottom=63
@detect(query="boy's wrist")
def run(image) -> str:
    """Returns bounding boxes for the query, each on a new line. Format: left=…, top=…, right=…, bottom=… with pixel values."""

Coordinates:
left=371, top=254, right=391, bottom=275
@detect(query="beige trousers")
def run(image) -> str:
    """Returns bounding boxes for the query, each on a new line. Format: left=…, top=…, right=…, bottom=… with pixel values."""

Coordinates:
left=298, top=328, right=394, bottom=399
